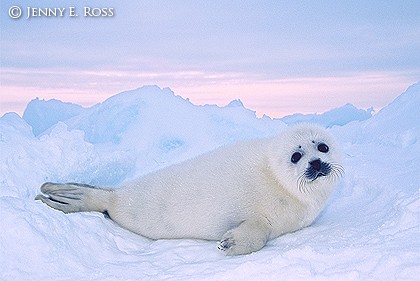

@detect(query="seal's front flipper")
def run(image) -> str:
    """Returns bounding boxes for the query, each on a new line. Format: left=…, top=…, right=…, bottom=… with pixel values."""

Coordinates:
left=218, top=218, right=272, bottom=255
left=35, top=182, right=113, bottom=214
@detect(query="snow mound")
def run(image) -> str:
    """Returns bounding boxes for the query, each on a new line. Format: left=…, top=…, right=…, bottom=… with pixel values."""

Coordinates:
left=1, top=82, right=419, bottom=280
left=362, top=82, right=420, bottom=147
left=281, top=103, right=373, bottom=127
left=23, top=98, right=85, bottom=136
left=334, top=82, right=420, bottom=148
left=23, top=86, right=289, bottom=179
left=64, top=85, right=285, bottom=147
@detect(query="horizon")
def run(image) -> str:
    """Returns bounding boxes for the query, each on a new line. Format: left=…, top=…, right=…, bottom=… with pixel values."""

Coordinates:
left=1, top=1, right=419, bottom=117
left=3, top=81, right=416, bottom=120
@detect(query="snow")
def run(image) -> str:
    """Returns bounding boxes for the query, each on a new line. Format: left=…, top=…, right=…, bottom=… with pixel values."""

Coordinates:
left=23, top=98, right=85, bottom=137
left=1, top=83, right=419, bottom=280
left=280, top=103, right=373, bottom=128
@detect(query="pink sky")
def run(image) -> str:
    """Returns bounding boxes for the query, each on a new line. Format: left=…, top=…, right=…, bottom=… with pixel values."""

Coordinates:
left=0, top=68, right=417, bottom=118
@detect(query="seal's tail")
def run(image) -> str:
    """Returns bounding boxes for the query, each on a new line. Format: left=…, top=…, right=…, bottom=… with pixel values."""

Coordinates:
left=35, top=182, right=113, bottom=214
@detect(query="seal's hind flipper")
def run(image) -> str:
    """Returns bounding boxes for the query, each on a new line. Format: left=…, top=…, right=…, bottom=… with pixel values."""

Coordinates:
left=35, top=182, right=113, bottom=214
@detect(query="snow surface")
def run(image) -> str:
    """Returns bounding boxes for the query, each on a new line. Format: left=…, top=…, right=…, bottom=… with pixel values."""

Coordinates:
left=1, top=83, right=419, bottom=280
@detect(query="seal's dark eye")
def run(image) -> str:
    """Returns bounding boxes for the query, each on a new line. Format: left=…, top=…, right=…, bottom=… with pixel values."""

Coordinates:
left=291, top=152, right=302, bottom=164
left=318, top=143, right=329, bottom=153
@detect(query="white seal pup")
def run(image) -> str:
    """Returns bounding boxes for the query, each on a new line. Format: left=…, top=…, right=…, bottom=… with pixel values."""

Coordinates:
left=36, top=124, right=343, bottom=255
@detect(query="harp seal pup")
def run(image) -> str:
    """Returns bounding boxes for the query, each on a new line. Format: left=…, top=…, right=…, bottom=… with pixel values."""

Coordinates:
left=35, top=124, right=343, bottom=255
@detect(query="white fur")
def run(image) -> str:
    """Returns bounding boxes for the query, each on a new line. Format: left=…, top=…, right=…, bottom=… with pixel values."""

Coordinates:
left=36, top=124, right=343, bottom=255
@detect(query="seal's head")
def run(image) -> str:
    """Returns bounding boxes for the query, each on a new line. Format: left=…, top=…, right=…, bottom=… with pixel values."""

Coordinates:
left=270, top=124, right=344, bottom=201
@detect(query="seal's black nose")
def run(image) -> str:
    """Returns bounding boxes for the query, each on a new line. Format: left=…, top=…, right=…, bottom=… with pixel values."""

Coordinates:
left=309, top=159, right=321, bottom=172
